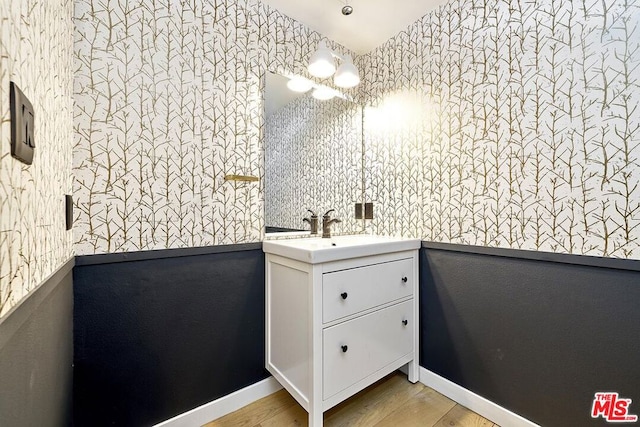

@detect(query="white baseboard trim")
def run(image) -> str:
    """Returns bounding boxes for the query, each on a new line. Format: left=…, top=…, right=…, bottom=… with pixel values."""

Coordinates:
left=152, top=368, right=538, bottom=426
left=153, top=376, right=283, bottom=427
left=419, top=368, right=540, bottom=427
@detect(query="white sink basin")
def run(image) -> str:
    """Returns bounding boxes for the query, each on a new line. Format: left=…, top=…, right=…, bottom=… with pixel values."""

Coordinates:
left=263, top=234, right=421, bottom=264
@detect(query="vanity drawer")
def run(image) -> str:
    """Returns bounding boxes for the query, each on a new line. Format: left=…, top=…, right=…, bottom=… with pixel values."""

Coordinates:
left=322, top=300, right=413, bottom=400
left=322, top=258, right=413, bottom=323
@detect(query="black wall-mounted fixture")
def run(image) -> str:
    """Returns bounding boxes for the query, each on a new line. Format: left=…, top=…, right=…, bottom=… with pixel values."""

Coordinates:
left=364, top=202, right=374, bottom=219
left=65, top=195, right=73, bottom=230
left=10, top=82, right=35, bottom=165
left=355, top=203, right=363, bottom=219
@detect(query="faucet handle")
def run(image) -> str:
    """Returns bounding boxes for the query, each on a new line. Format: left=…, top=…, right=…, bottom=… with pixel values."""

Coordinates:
left=323, top=209, right=335, bottom=218
left=304, top=212, right=319, bottom=235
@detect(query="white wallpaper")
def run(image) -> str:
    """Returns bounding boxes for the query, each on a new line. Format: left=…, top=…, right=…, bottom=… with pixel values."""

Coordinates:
left=73, top=0, right=355, bottom=255
left=74, top=0, right=640, bottom=260
left=265, top=94, right=363, bottom=234
left=361, top=0, right=640, bottom=259
left=0, top=0, right=75, bottom=317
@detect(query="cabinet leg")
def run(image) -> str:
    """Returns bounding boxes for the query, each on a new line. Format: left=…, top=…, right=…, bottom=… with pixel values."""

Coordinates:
left=408, top=359, right=419, bottom=383
left=309, top=409, right=323, bottom=427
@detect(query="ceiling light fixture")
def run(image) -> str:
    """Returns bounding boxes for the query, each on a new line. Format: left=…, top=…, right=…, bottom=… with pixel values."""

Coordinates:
left=307, top=41, right=336, bottom=79
left=311, top=86, right=337, bottom=101
left=286, top=76, right=313, bottom=93
left=333, top=54, right=360, bottom=88
left=307, top=41, right=360, bottom=89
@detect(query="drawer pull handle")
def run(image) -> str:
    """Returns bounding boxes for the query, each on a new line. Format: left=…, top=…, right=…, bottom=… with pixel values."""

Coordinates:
left=341, top=345, right=348, bottom=353
left=401, top=276, right=408, bottom=283
left=402, top=319, right=408, bottom=326
left=341, top=292, right=348, bottom=300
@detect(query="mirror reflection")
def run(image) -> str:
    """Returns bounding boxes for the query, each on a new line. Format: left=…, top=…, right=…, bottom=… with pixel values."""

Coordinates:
left=264, top=72, right=364, bottom=235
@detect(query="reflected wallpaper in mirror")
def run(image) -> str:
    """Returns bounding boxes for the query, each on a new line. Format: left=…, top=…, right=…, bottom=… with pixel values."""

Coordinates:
left=265, top=72, right=364, bottom=234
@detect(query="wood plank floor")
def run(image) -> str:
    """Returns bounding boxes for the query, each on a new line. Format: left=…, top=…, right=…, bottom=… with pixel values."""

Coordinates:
left=204, top=372, right=499, bottom=427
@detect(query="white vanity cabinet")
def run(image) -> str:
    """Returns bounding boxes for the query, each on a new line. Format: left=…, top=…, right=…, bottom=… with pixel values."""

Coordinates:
left=263, top=236, right=420, bottom=427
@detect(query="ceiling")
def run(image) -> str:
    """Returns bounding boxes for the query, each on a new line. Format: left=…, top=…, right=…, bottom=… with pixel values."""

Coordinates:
left=260, top=0, right=450, bottom=54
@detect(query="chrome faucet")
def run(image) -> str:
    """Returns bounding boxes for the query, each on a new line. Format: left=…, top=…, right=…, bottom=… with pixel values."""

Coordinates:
left=303, top=209, right=318, bottom=235
left=322, top=209, right=342, bottom=238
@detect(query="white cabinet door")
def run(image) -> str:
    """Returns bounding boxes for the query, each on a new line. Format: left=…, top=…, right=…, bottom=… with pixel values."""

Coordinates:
left=322, top=300, right=414, bottom=399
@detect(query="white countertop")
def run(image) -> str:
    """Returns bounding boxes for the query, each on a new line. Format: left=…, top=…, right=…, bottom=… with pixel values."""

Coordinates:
left=263, top=234, right=421, bottom=264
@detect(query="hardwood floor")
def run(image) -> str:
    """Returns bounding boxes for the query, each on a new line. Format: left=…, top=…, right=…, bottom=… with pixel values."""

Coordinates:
left=204, top=372, right=499, bottom=427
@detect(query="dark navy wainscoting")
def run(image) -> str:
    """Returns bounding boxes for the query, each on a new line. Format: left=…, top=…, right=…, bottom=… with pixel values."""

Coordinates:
left=73, top=243, right=268, bottom=427
left=420, top=243, right=640, bottom=427
left=73, top=241, right=640, bottom=427
left=0, top=259, right=74, bottom=427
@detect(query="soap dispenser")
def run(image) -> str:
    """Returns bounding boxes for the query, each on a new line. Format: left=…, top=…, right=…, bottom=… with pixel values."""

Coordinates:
left=303, top=210, right=318, bottom=235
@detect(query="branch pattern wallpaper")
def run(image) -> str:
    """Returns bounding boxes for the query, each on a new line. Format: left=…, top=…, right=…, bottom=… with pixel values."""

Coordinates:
left=75, top=0, right=640, bottom=260
left=0, top=0, right=74, bottom=317
left=361, top=0, right=640, bottom=258
left=3, top=0, right=638, bottom=317
left=73, top=0, right=355, bottom=255
left=265, top=94, right=363, bottom=234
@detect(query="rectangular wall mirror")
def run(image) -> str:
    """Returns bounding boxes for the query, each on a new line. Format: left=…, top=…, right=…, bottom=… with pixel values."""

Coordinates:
left=264, top=71, right=364, bottom=236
